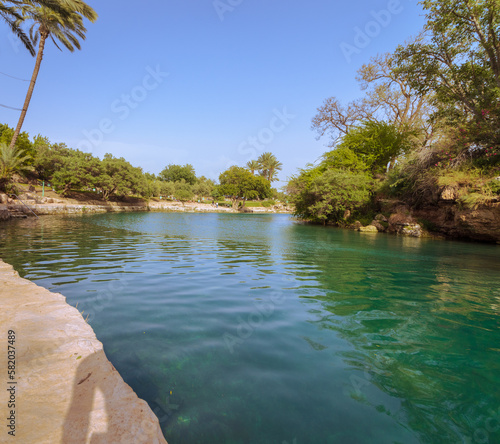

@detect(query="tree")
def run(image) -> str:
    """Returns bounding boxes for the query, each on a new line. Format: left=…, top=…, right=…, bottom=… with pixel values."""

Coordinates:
left=0, top=143, right=32, bottom=190
left=93, top=154, right=143, bottom=200
left=51, top=149, right=99, bottom=195
left=173, top=179, right=193, bottom=204
left=246, top=160, right=260, bottom=174
left=0, top=124, right=34, bottom=162
left=289, top=168, right=372, bottom=224
left=0, top=0, right=34, bottom=54
left=394, top=0, right=500, bottom=149
left=159, top=164, right=197, bottom=185
left=338, top=121, right=417, bottom=173
left=312, top=49, right=435, bottom=148
left=9, top=0, right=97, bottom=148
left=192, top=176, right=215, bottom=198
left=256, top=152, right=283, bottom=182
left=218, top=166, right=272, bottom=209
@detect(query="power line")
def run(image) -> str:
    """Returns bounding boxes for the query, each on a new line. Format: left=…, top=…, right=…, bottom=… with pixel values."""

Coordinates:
left=0, top=71, right=29, bottom=82
left=0, top=103, right=22, bottom=111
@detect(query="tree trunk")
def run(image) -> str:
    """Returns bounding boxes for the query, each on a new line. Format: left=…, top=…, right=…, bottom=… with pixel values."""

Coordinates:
left=10, top=31, right=48, bottom=149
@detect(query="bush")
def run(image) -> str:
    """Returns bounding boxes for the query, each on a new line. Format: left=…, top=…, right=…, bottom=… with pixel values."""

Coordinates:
left=290, top=168, right=373, bottom=224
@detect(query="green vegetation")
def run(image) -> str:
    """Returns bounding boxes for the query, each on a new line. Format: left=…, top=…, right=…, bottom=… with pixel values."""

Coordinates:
left=218, top=166, right=272, bottom=209
left=8, top=0, right=98, bottom=148
left=288, top=0, right=500, bottom=226
left=246, top=152, right=283, bottom=182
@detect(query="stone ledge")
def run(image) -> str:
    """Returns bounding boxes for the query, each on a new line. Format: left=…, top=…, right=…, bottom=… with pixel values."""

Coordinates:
left=0, top=260, right=167, bottom=444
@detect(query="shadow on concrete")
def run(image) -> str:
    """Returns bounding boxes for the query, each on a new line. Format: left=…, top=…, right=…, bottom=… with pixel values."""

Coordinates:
left=62, top=349, right=117, bottom=444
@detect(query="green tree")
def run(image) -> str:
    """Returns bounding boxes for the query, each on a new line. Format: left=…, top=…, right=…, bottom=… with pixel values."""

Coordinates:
left=246, top=160, right=260, bottom=174
left=93, top=154, right=143, bottom=200
left=159, top=164, right=197, bottom=185
left=312, top=50, right=435, bottom=148
left=160, top=180, right=175, bottom=198
left=51, top=149, right=99, bottom=195
left=289, top=169, right=372, bottom=224
left=192, top=176, right=214, bottom=198
left=33, top=141, right=73, bottom=182
left=0, top=0, right=34, bottom=54
left=0, top=124, right=34, bottom=162
left=173, top=179, right=193, bottom=204
left=9, top=0, right=97, bottom=148
left=218, top=166, right=272, bottom=209
left=394, top=0, right=500, bottom=149
left=139, top=173, right=161, bottom=200
left=0, top=142, right=32, bottom=190
left=338, top=121, right=416, bottom=173
left=256, top=152, right=283, bottom=182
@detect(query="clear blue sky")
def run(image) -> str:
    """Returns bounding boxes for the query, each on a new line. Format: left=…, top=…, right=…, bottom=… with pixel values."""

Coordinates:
left=0, top=0, right=426, bottom=187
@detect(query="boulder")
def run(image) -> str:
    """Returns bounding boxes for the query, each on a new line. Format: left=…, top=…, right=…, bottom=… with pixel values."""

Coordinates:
left=359, top=225, right=378, bottom=233
left=388, top=209, right=422, bottom=237
left=370, top=220, right=387, bottom=232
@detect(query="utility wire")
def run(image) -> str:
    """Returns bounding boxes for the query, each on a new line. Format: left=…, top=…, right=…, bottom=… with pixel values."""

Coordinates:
left=0, top=103, right=22, bottom=111
left=0, top=71, right=29, bottom=82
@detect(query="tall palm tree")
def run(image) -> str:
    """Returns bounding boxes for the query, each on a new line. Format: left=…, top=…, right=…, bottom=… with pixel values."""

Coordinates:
left=9, top=0, right=97, bottom=149
left=246, top=160, right=260, bottom=175
left=0, top=0, right=79, bottom=55
left=257, top=152, right=283, bottom=182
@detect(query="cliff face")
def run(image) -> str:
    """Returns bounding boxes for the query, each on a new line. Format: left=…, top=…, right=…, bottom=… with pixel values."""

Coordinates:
left=0, top=260, right=168, bottom=444
left=415, top=202, right=500, bottom=242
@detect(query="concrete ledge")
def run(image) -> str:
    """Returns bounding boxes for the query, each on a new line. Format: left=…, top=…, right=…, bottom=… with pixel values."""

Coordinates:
left=0, top=260, right=167, bottom=444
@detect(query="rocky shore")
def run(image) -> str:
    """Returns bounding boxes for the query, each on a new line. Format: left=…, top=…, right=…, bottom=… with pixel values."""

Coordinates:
left=0, top=260, right=167, bottom=444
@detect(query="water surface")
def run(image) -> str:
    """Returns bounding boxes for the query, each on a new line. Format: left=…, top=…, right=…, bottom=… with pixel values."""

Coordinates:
left=1, top=213, right=499, bottom=444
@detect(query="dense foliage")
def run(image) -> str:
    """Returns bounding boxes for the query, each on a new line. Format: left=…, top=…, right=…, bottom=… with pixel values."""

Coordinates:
left=289, top=0, right=500, bottom=224
left=218, top=166, right=272, bottom=208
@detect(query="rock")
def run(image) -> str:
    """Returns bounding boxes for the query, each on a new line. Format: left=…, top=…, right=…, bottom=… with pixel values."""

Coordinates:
left=415, top=202, right=500, bottom=242
left=239, top=206, right=253, bottom=213
left=0, top=260, right=168, bottom=444
left=400, top=224, right=422, bottom=237
left=359, top=225, right=379, bottom=233
left=343, top=209, right=351, bottom=219
left=0, top=193, right=8, bottom=204
left=388, top=208, right=423, bottom=237
left=371, top=220, right=387, bottom=232
left=440, top=186, right=458, bottom=201
left=351, top=220, right=363, bottom=230
left=375, top=213, right=388, bottom=222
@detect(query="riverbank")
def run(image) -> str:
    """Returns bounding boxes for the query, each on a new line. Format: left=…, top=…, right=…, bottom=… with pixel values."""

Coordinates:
left=0, top=260, right=167, bottom=443
left=0, top=192, right=292, bottom=218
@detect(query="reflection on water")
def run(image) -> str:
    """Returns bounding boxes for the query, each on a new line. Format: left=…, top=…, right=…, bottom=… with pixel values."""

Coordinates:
left=0, top=213, right=499, bottom=444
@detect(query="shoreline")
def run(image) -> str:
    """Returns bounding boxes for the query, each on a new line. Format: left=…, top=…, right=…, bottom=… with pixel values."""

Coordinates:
left=0, top=259, right=168, bottom=443
left=1, top=201, right=292, bottom=218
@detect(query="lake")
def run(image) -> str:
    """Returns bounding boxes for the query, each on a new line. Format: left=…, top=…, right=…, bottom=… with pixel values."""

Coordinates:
left=0, top=213, right=499, bottom=444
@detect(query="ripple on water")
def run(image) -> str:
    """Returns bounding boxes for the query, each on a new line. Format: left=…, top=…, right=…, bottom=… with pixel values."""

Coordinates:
left=0, top=213, right=499, bottom=444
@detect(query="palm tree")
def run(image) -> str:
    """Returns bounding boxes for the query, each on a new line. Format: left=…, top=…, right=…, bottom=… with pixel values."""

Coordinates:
left=0, top=143, right=32, bottom=190
left=246, top=160, right=260, bottom=175
left=9, top=0, right=97, bottom=149
left=0, top=1, right=35, bottom=54
left=257, top=152, right=283, bottom=182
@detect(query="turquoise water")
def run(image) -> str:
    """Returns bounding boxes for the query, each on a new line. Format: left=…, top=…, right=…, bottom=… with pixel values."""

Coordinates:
left=1, top=213, right=499, bottom=444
